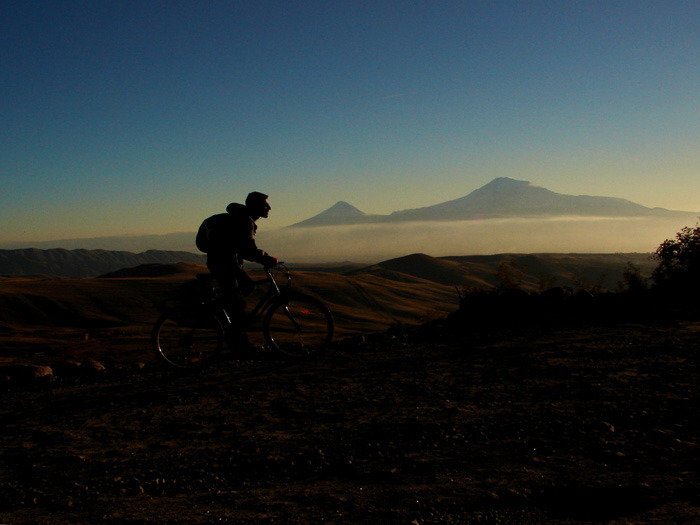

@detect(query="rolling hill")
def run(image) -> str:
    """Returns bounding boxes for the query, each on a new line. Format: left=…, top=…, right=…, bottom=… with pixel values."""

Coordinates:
left=347, top=252, right=657, bottom=292
left=0, top=261, right=460, bottom=367
left=0, top=251, right=659, bottom=367
left=0, top=245, right=657, bottom=292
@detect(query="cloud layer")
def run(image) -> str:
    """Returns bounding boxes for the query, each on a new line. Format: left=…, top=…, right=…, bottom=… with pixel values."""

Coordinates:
left=258, top=216, right=696, bottom=263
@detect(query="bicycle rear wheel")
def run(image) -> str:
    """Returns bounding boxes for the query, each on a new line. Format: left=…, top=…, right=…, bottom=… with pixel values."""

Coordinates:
left=152, top=309, right=224, bottom=369
left=263, top=293, right=334, bottom=357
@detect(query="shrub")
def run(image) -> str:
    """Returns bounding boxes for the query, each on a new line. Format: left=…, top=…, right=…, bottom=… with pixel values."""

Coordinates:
left=571, top=273, right=606, bottom=294
left=616, top=262, right=649, bottom=294
left=495, top=259, right=527, bottom=292
left=652, top=222, right=700, bottom=291
left=537, top=273, right=558, bottom=294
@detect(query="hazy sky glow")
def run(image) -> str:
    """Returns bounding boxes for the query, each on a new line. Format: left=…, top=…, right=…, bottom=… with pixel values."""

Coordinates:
left=2, top=0, right=700, bottom=245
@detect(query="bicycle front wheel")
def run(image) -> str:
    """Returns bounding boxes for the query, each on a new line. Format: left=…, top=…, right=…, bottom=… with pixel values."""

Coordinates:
left=152, top=309, right=224, bottom=369
left=264, top=293, right=334, bottom=357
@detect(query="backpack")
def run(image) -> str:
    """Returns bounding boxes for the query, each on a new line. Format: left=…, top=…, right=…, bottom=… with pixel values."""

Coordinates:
left=195, top=213, right=232, bottom=253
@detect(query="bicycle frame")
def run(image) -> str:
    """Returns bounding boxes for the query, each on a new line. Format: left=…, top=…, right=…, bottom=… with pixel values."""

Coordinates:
left=154, top=263, right=333, bottom=367
left=207, top=265, right=291, bottom=335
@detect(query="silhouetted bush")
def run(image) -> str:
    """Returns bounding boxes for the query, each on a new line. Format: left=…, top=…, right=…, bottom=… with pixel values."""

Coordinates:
left=571, top=272, right=607, bottom=294
left=495, top=259, right=527, bottom=292
left=652, top=222, right=700, bottom=293
left=448, top=225, right=700, bottom=330
left=616, top=262, right=649, bottom=294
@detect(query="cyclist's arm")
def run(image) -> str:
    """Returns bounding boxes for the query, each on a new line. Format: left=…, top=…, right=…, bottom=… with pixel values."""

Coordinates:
left=237, top=219, right=276, bottom=266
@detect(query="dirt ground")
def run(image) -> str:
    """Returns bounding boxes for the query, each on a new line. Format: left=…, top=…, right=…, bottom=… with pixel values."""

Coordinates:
left=2, top=314, right=700, bottom=524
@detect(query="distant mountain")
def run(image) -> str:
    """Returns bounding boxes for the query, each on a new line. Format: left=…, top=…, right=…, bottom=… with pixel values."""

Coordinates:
left=290, top=201, right=378, bottom=227
left=291, top=177, right=694, bottom=227
left=4, top=178, right=696, bottom=260
left=0, top=248, right=206, bottom=278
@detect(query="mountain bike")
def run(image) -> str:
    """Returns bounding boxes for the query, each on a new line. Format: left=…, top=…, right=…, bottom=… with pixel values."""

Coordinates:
left=151, top=263, right=334, bottom=369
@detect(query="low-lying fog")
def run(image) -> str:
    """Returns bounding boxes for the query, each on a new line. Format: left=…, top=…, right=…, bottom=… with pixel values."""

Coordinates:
left=258, top=216, right=696, bottom=263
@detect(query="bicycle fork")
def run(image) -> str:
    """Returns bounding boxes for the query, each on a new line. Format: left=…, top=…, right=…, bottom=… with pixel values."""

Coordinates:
left=282, top=305, right=303, bottom=330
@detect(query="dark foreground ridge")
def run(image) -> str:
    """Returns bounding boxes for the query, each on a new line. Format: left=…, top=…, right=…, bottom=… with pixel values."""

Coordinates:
left=1, top=293, right=699, bottom=523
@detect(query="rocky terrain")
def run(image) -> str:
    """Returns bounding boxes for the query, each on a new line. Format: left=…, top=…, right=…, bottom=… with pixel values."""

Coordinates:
left=1, top=298, right=699, bottom=523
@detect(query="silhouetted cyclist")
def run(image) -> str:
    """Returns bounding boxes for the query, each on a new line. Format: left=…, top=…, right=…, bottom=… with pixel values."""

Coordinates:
left=196, top=191, right=278, bottom=347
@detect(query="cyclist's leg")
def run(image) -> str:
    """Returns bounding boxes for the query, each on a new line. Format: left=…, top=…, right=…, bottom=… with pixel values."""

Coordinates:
left=225, top=293, right=247, bottom=347
left=215, top=273, right=248, bottom=345
left=207, top=257, right=250, bottom=347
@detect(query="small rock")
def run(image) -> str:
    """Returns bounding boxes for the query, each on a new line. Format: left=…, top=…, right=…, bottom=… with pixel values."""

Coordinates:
left=0, top=365, right=54, bottom=383
left=80, top=359, right=106, bottom=373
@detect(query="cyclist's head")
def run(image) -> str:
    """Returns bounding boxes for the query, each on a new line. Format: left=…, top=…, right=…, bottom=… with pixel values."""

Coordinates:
left=246, top=191, right=271, bottom=219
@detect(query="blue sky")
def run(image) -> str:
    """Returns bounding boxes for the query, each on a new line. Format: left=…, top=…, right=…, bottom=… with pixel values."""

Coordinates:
left=2, top=0, right=699, bottom=244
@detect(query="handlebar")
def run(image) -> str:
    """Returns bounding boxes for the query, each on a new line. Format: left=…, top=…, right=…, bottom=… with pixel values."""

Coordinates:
left=263, top=262, right=290, bottom=294
left=253, top=262, right=289, bottom=287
